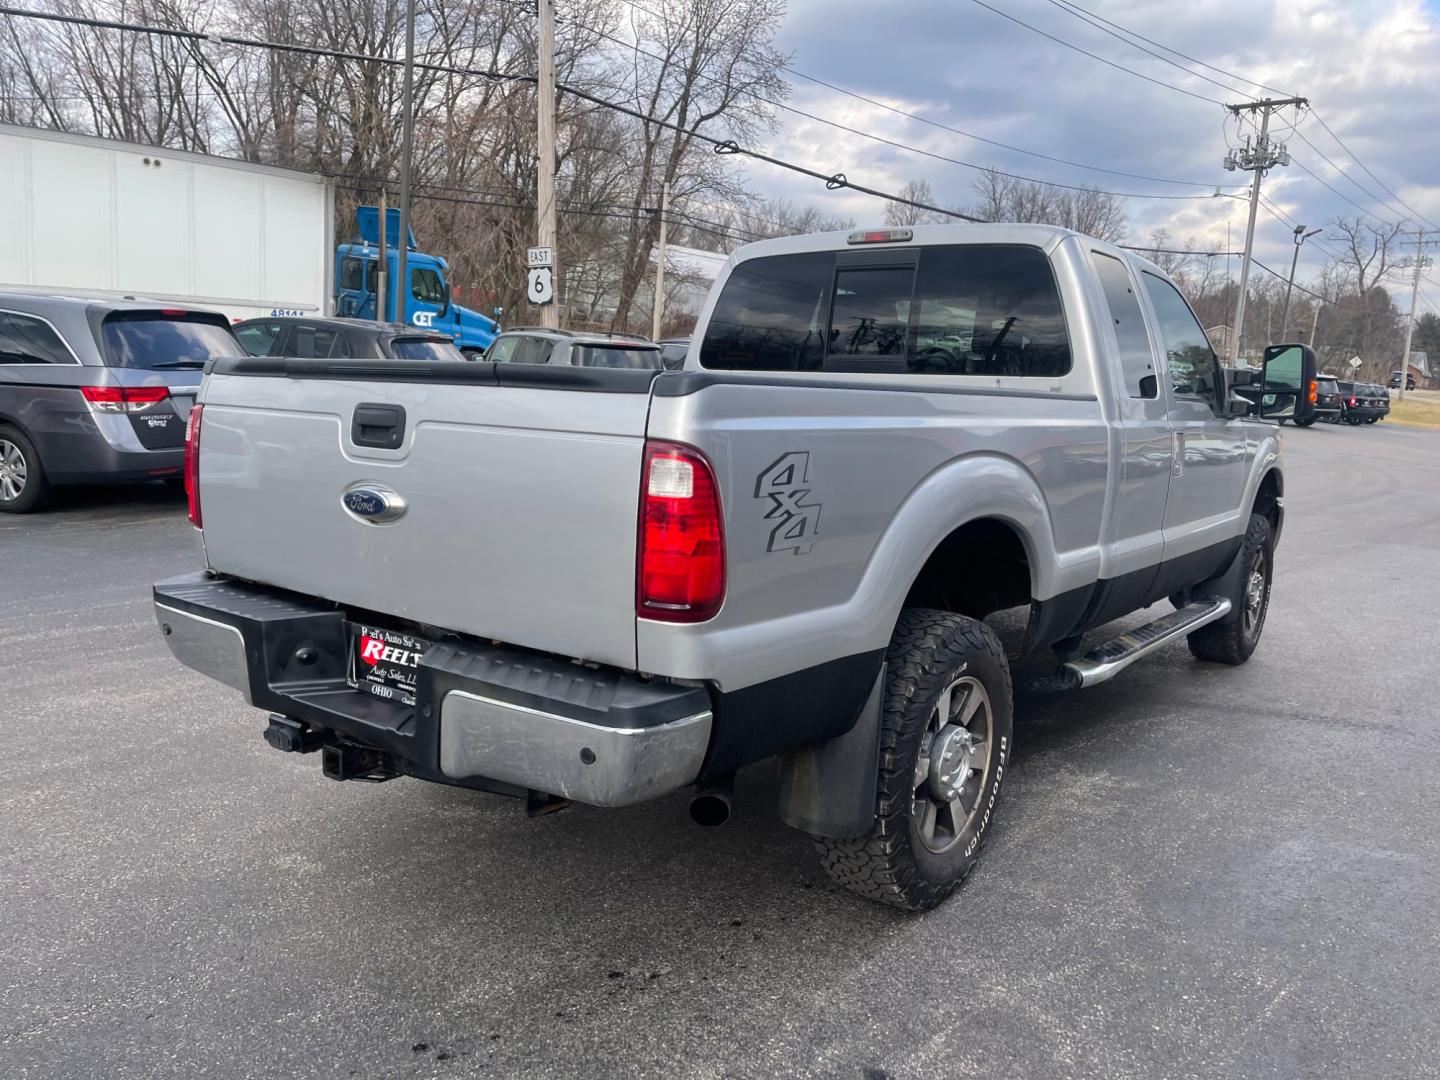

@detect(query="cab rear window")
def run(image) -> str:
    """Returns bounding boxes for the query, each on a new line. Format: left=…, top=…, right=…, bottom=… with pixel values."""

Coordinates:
left=700, top=244, right=1071, bottom=377
left=101, top=312, right=244, bottom=369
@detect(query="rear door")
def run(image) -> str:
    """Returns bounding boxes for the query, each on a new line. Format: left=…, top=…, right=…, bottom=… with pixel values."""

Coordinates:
left=1089, top=250, right=1171, bottom=578
left=196, top=363, right=657, bottom=670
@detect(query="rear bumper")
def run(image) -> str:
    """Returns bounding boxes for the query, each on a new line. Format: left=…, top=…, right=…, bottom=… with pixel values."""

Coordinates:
left=26, top=409, right=183, bottom=483
left=153, top=572, right=712, bottom=806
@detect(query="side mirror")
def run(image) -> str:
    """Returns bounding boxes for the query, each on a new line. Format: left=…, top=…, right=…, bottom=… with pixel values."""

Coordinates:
left=1259, top=343, right=1318, bottom=422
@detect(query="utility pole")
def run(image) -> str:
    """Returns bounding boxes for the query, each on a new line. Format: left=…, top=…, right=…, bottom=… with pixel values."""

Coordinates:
left=535, top=0, right=559, bottom=329
left=1279, top=224, right=1321, bottom=342
left=1223, top=96, right=1307, bottom=365
left=651, top=181, right=670, bottom=341
left=1397, top=231, right=1429, bottom=402
left=377, top=192, right=388, bottom=322
left=395, top=0, right=417, bottom=329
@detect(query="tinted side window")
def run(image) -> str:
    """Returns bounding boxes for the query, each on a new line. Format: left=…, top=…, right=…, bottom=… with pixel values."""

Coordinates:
left=1141, top=273, right=1217, bottom=402
left=283, top=325, right=350, bottom=359
left=0, top=311, right=74, bottom=364
left=699, top=251, right=830, bottom=371
left=512, top=337, right=552, bottom=365
left=234, top=321, right=284, bottom=356
left=574, top=345, right=662, bottom=369
left=908, top=245, right=1071, bottom=377
left=1089, top=252, right=1156, bottom=397
left=487, top=336, right=520, bottom=363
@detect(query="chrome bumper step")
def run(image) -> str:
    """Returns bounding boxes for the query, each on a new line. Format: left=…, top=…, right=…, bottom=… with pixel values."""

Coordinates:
left=1059, top=598, right=1232, bottom=689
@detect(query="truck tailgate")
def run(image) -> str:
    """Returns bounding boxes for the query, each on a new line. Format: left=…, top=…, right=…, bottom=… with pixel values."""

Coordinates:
left=196, top=362, right=653, bottom=669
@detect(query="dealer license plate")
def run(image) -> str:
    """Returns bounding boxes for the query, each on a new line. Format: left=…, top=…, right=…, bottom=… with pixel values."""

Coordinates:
left=347, top=623, right=430, bottom=706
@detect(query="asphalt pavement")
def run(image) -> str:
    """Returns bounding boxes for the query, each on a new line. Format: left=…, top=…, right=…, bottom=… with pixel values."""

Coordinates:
left=3, top=422, right=1439, bottom=1080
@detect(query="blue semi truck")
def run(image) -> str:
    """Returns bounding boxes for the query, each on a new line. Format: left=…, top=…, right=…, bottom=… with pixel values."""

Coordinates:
left=334, top=207, right=499, bottom=356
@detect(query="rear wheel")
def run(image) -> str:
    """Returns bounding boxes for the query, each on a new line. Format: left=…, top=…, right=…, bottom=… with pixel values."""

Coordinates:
left=1188, top=513, right=1272, bottom=665
left=1293, top=416, right=1317, bottom=428
left=0, top=425, right=48, bottom=514
left=813, top=609, right=1013, bottom=911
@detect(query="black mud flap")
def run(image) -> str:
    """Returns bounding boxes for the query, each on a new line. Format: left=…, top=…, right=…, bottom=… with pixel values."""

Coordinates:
left=775, top=664, right=885, bottom=840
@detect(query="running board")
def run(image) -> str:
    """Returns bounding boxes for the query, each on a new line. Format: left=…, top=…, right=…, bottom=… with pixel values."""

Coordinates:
left=1058, top=598, right=1232, bottom=689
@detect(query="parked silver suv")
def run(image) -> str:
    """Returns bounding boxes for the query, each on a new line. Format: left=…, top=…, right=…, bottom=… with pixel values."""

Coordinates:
left=485, top=327, right=663, bottom=369
left=0, top=293, right=243, bottom=512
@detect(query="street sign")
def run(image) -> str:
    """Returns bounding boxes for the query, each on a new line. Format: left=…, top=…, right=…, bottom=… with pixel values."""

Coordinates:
left=527, top=266, right=555, bottom=305
left=1349, top=356, right=1363, bottom=370
left=526, top=246, right=554, bottom=268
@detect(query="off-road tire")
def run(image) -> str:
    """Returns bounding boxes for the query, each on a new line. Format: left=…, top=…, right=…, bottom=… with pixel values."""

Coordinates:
left=0, top=424, right=48, bottom=514
left=1187, top=513, right=1272, bottom=665
left=813, top=609, right=1013, bottom=912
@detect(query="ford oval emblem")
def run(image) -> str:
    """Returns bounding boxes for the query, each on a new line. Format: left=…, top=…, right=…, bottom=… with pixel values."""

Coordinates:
left=341, top=483, right=407, bottom=525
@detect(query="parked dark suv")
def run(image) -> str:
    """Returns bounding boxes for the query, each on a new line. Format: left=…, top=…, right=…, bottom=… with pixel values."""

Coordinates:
left=1295, top=374, right=1344, bottom=426
left=1338, top=381, right=1389, bottom=424
left=232, top=316, right=465, bottom=361
left=0, top=293, right=243, bottom=513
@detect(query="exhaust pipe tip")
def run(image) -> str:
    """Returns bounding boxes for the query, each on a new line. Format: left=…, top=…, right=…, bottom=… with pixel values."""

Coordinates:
left=689, top=774, right=735, bottom=827
left=690, top=792, right=731, bottom=828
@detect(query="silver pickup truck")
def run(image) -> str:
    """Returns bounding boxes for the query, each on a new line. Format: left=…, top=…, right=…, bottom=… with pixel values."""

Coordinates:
left=154, top=224, right=1317, bottom=910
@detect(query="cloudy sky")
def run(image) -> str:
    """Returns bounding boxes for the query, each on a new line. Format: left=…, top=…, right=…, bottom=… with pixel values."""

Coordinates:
left=742, top=0, right=1440, bottom=312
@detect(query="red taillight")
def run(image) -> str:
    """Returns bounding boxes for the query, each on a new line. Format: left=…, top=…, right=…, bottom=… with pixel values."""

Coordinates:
left=1349, top=395, right=1357, bottom=407
left=637, top=441, right=725, bottom=623
left=185, top=402, right=204, bottom=528
left=80, top=385, right=170, bottom=413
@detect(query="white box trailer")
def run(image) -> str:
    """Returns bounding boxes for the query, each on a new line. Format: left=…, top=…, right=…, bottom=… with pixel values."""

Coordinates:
left=0, top=123, right=334, bottom=322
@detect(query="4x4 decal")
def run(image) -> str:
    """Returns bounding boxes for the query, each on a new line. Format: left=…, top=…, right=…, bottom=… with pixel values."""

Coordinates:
left=754, top=452, right=822, bottom=555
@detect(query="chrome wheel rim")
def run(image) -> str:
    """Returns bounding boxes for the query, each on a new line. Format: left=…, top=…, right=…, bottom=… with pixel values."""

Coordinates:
left=911, top=675, right=993, bottom=854
left=0, top=440, right=26, bottom=502
left=1243, top=547, right=1268, bottom=638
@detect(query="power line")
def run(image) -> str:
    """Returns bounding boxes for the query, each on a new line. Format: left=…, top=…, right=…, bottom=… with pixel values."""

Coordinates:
left=1049, top=0, right=1295, bottom=98
left=994, top=0, right=1437, bottom=235
left=0, top=4, right=980, bottom=224
left=1287, top=153, right=1405, bottom=228
left=1307, top=110, right=1440, bottom=233
left=612, top=0, right=1220, bottom=190
left=964, top=0, right=1228, bottom=107
left=587, top=9, right=1233, bottom=201
left=1292, top=127, right=1408, bottom=226
left=1038, top=0, right=1255, bottom=100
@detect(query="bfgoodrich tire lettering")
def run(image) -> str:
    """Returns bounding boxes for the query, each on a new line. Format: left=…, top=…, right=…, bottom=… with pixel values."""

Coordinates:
left=813, top=609, right=1014, bottom=912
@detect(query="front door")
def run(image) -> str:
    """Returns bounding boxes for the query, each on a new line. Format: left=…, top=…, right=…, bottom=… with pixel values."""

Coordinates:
left=1139, top=272, right=1248, bottom=571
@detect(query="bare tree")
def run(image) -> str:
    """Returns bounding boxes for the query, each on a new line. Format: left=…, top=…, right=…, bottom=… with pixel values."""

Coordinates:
left=966, top=168, right=1126, bottom=241
left=884, top=178, right=945, bottom=226
left=603, top=0, right=788, bottom=331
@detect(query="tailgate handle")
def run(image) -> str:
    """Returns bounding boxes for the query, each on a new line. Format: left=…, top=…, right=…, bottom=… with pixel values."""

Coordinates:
left=351, top=403, right=407, bottom=450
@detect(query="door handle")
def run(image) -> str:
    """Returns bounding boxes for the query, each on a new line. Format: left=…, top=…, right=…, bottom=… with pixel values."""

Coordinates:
left=1172, top=432, right=1185, bottom=477
left=351, top=403, right=407, bottom=450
